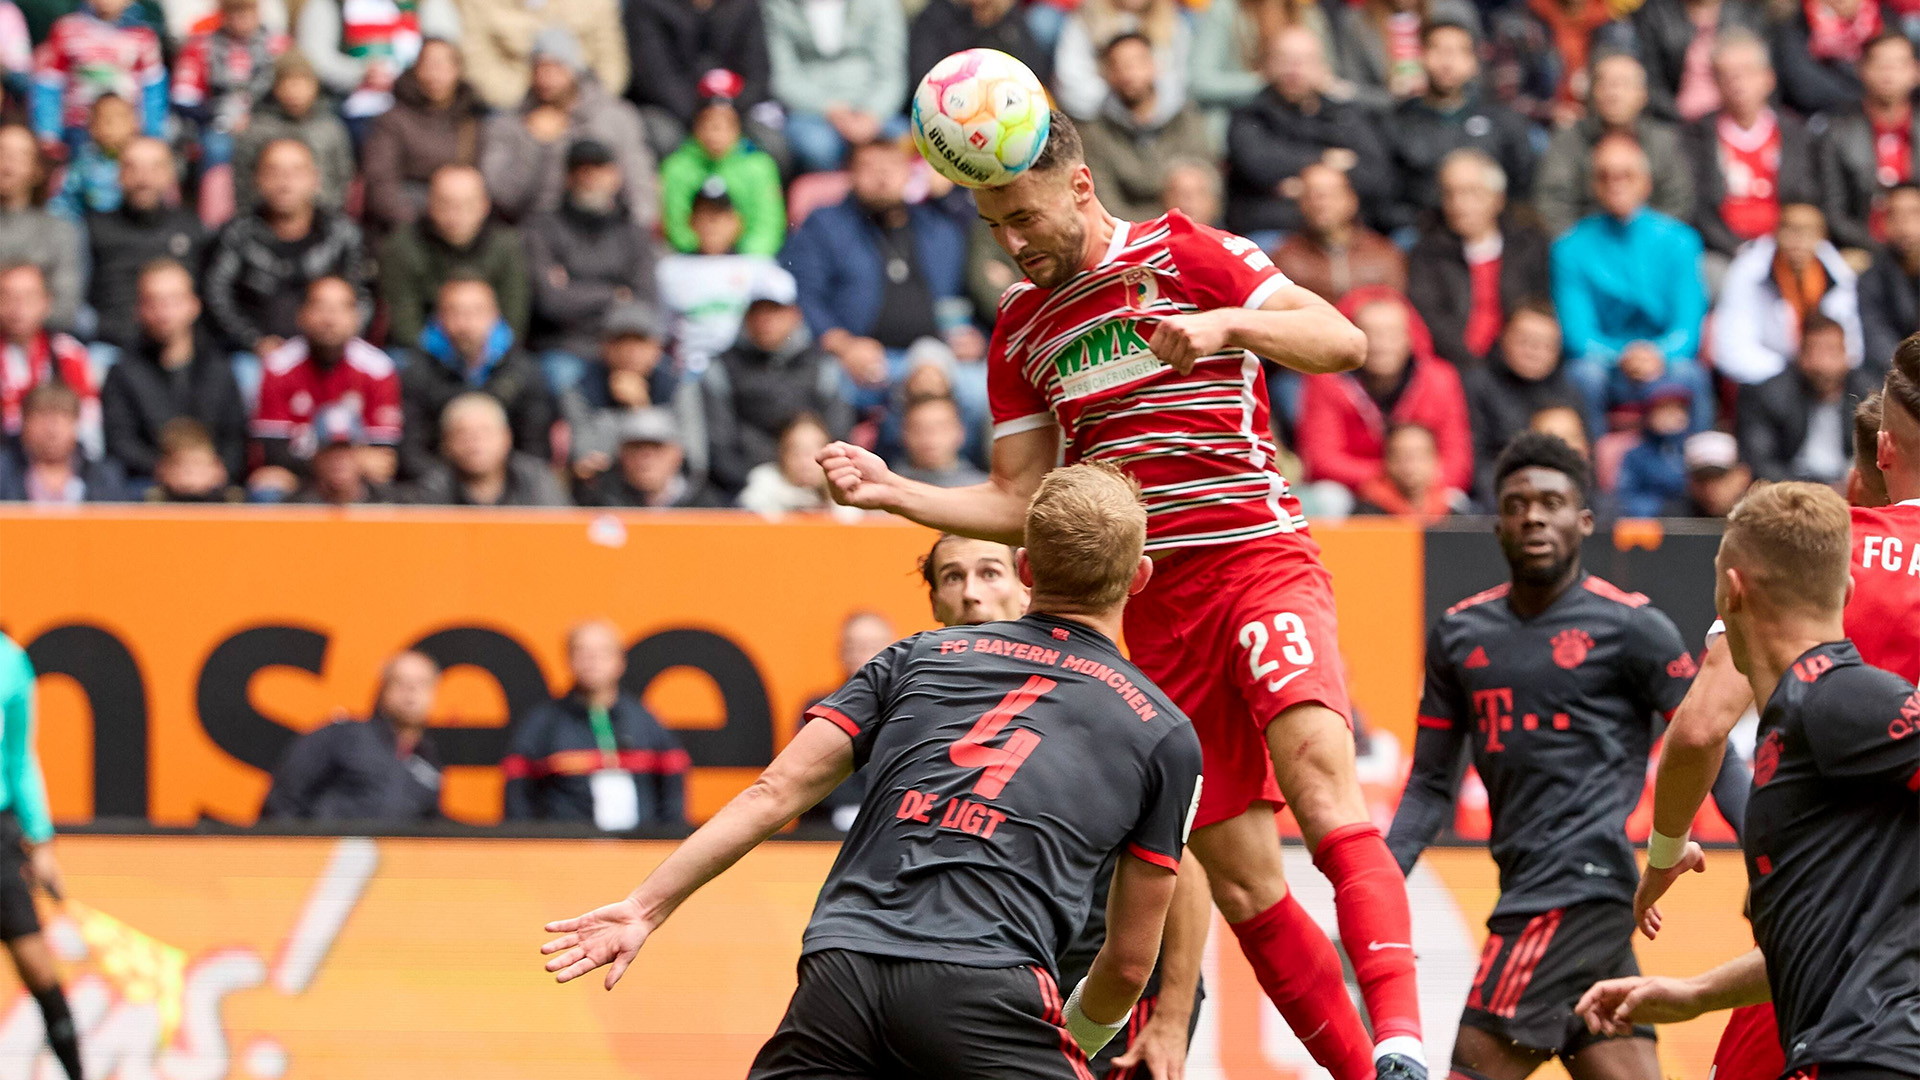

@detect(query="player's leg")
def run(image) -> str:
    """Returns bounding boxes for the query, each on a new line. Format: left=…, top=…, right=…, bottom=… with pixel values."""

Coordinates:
left=1563, top=1036, right=1660, bottom=1080
left=1450, top=1026, right=1552, bottom=1080
left=1187, top=808, right=1375, bottom=1080
left=745, top=950, right=886, bottom=1080
left=6, top=935, right=81, bottom=1080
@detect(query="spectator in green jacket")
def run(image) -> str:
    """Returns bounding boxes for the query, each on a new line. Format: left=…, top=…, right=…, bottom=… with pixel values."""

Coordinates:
left=660, top=69, right=784, bottom=256
left=378, top=163, right=532, bottom=351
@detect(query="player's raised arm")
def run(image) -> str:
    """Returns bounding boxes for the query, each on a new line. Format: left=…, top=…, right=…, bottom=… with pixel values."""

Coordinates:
left=818, top=422, right=1061, bottom=546
left=540, top=715, right=857, bottom=989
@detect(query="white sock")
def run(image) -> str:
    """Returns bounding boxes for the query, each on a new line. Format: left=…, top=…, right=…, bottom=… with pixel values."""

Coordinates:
left=1373, top=1035, right=1426, bottom=1067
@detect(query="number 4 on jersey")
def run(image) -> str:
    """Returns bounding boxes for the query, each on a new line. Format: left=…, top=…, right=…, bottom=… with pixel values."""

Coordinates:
left=949, top=675, right=1056, bottom=799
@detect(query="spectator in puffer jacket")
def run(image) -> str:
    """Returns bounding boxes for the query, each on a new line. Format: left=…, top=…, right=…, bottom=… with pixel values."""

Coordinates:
left=703, top=268, right=851, bottom=494
left=525, top=139, right=659, bottom=379
left=504, top=620, right=689, bottom=828
left=100, top=260, right=247, bottom=483
left=204, top=137, right=368, bottom=358
left=379, top=164, right=530, bottom=351
left=1616, top=378, right=1695, bottom=516
left=1814, top=31, right=1920, bottom=255
left=232, top=52, right=355, bottom=215
left=360, top=38, right=487, bottom=239
left=84, top=137, right=203, bottom=350
left=658, top=69, right=784, bottom=257
left=398, top=275, right=553, bottom=478
left=1297, top=285, right=1474, bottom=497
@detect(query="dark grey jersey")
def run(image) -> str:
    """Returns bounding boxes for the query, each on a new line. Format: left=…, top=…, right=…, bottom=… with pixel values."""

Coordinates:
left=801, top=613, right=1204, bottom=973
left=1388, top=575, right=1696, bottom=917
left=1745, top=640, right=1920, bottom=1073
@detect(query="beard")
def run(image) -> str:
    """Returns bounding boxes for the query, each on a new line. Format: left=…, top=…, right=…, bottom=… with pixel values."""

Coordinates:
left=1025, top=217, right=1088, bottom=289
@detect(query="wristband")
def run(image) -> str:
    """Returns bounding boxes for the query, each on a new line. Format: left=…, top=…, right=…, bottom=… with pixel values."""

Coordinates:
left=1647, top=828, right=1690, bottom=870
left=1062, top=978, right=1128, bottom=1057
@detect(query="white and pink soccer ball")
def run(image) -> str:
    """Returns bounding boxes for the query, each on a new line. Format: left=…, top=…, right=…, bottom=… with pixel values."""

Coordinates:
left=910, top=49, right=1052, bottom=189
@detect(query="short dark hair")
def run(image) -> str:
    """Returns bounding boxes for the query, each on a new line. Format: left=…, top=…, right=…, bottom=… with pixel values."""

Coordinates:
left=1030, top=109, right=1084, bottom=175
left=1855, top=390, right=1887, bottom=493
left=157, top=416, right=215, bottom=457
left=1420, top=17, right=1476, bottom=46
left=1493, top=431, right=1591, bottom=505
left=137, top=258, right=193, bottom=288
left=1802, top=310, right=1845, bottom=342
left=21, top=381, right=78, bottom=418
left=1891, top=333, right=1920, bottom=422
left=1863, top=29, right=1916, bottom=63
left=1510, top=295, right=1557, bottom=322
left=1100, top=31, right=1153, bottom=61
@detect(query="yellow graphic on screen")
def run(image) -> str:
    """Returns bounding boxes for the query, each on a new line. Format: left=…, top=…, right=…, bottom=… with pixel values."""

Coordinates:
left=67, top=900, right=187, bottom=1044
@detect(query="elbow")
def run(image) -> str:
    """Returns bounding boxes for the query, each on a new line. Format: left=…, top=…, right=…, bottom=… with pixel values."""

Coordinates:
left=1666, top=709, right=1726, bottom=755
left=1104, top=951, right=1158, bottom=995
left=1327, top=320, right=1366, bottom=373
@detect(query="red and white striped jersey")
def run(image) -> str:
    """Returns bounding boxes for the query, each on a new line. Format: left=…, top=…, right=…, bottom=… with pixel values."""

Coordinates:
left=987, top=211, right=1311, bottom=553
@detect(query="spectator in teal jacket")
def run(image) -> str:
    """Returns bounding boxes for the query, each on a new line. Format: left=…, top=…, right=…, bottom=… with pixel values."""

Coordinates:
left=659, top=70, right=785, bottom=256
left=1550, top=132, right=1712, bottom=433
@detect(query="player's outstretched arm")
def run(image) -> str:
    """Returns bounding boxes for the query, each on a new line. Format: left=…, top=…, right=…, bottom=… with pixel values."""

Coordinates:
left=1385, top=718, right=1469, bottom=875
left=1576, top=948, right=1770, bottom=1038
left=1146, top=283, right=1365, bottom=377
left=1637, top=635, right=1752, bottom=938
left=1112, top=853, right=1210, bottom=1080
left=540, top=718, right=855, bottom=990
left=818, top=424, right=1060, bottom=546
left=1071, top=852, right=1181, bottom=1055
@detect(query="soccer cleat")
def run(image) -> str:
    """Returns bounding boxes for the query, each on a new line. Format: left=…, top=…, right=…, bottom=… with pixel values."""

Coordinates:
left=1374, top=1053, right=1429, bottom=1080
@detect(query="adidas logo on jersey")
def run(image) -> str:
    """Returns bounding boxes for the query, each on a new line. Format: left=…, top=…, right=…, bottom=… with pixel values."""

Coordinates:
left=1464, top=646, right=1490, bottom=669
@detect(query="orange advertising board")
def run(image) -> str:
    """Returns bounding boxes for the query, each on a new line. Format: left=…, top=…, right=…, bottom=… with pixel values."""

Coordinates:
left=0, top=837, right=1759, bottom=1079
left=0, top=509, right=1424, bottom=827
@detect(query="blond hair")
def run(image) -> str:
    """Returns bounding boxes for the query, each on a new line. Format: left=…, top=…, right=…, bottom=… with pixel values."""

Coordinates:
left=1723, top=482, right=1853, bottom=614
left=1023, top=462, right=1147, bottom=610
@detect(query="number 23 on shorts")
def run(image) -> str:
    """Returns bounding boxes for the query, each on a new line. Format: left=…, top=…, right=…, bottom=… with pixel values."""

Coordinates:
left=1239, top=614, right=1315, bottom=692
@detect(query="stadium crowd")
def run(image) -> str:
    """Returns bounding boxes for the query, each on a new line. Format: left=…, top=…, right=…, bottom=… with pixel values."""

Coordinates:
left=0, top=0, right=1907, bottom=517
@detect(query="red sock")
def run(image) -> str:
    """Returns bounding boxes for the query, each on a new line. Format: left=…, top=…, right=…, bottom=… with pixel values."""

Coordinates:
left=1228, top=893, right=1375, bottom=1080
left=1314, top=822, right=1423, bottom=1045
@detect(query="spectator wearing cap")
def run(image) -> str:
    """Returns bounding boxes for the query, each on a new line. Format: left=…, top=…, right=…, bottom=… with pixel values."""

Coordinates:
left=1551, top=133, right=1712, bottom=434
left=399, top=276, right=554, bottom=478
left=0, top=382, right=125, bottom=502
left=1462, top=298, right=1587, bottom=500
left=908, top=0, right=1050, bottom=93
left=1814, top=32, right=1920, bottom=256
left=1616, top=378, right=1697, bottom=516
left=657, top=189, right=785, bottom=375
left=1736, top=311, right=1884, bottom=483
left=380, top=164, right=531, bottom=352
left=1298, top=286, right=1474, bottom=499
left=1774, top=0, right=1889, bottom=117
left=1352, top=422, right=1470, bottom=521
left=361, top=38, right=489, bottom=240
left=480, top=26, right=657, bottom=229
left=406, top=390, right=569, bottom=506
left=1407, top=150, right=1552, bottom=369
left=0, top=125, right=82, bottom=332
left=1859, top=182, right=1920, bottom=370
left=0, top=262, right=95, bottom=455
left=1534, top=52, right=1693, bottom=237
left=893, top=394, right=986, bottom=488
left=1604, top=0, right=1764, bottom=124
left=1385, top=19, right=1535, bottom=232
left=1662, top=430, right=1751, bottom=516
left=288, top=411, right=399, bottom=504
left=659, top=71, right=784, bottom=258
left=763, top=0, right=907, bottom=174
left=293, top=0, right=461, bottom=132
left=232, top=52, right=355, bottom=216
left=505, top=620, right=688, bottom=828
left=1271, top=162, right=1405, bottom=303
left=459, top=0, right=626, bottom=112
left=527, top=139, right=662, bottom=392
left=84, top=139, right=204, bottom=352
left=575, top=406, right=726, bottom=507
left=623, top=0, right=774, bottom=159
left=1683, top=32, right=1816, bottom=266
left=100, top=260, right=247, bottom=485
left=250, top=276, right=403, bottom=496
left=558, top=302, right=685, bottom=483
left=1078, top=32, right=1210, bottom=225
left=144, top=417, right=245, bottom=502
left=704, top=267, right=851, bottom=493
left=1711, top=203, right=1864, bottom=386
left=261, top=650, right=443, bottom=821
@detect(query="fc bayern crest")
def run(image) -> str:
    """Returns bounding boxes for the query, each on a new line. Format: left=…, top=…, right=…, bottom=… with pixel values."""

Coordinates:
left=1121, top=268, right=1158, bottom=309
left=1753, top=729, right=1783, bottom=786
left=1550, top=628, right=1593, bottom=670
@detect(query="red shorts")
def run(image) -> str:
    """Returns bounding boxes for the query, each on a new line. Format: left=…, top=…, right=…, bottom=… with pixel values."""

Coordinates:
left=1711, top=1004, right=1784, bottom=1080
left=1122, top=533, right=1352, bottom=830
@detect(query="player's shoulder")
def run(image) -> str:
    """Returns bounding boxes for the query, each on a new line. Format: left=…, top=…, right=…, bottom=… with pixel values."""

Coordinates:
left=1443, top=582, right=1512, bottom=619
left=996, top=277, right=1040, bottom=315
left=1578, top=575, right=1653, bottom=610
left=1852, top=500, right=1920, bottom=534
left=1795, top=642, right=1917, bottom=711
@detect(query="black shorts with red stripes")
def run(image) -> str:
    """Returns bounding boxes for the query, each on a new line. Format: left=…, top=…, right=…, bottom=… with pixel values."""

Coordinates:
left=749, top=949, right=1097, bottom=1080
left=1460, top=900, right=1654, bottom=1057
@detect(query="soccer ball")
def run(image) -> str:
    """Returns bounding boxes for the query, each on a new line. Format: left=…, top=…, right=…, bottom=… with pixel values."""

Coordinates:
left=911, top=49, right=1051, bottom=189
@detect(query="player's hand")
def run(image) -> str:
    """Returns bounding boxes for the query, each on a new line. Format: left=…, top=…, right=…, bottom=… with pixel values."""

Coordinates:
left=1576, top=975, right=1704, bottom=1037
left=541, top=896, right=654, bottom=990
left=1110, top=1008, right=1189, bottom=1080
left=1634, top=840, right=1705, bottom=939
left=25, top=844, right=63, bottom=902
left=1148, top=311, right=1237, bottom=376
left=818, top=441, right=900, bottom=511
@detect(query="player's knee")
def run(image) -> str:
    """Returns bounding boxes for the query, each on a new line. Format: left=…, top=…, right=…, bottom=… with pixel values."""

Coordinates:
left=1199, top=856, right=1286, bottom=922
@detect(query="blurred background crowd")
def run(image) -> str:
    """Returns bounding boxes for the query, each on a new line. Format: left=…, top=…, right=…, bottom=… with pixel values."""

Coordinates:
left=0, top=0, right=1905, bottom=520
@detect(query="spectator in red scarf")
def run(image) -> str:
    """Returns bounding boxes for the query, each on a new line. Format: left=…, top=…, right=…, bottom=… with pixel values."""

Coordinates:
left=1816, top=31, right=1919, bottom=253
left=0, top=262, right=93, bottom=455
left=1776, top=0, right=1888, bottom=116
left=1297, top=285, right=1474, bottom=498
